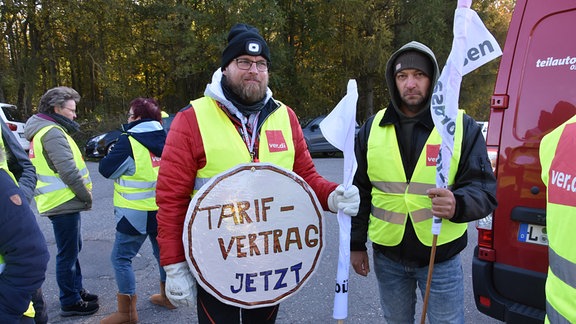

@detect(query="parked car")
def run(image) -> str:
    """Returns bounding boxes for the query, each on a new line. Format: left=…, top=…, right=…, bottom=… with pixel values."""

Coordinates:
left=301, top=115, right=360, bottom=157
left=0, top=102, right=30, bottom=151
left=85, top=113, right=174, bottom=158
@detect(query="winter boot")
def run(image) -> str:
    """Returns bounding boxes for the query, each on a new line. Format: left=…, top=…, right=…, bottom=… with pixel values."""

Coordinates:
left=100, top=294, right=138, bottom=324
left=149, top=281, right=176, bottom=310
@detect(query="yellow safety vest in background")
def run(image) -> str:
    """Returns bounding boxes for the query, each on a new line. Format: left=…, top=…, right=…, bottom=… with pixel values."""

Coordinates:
left=367, top=109, right=466, bottom=247
left=192, top=97, right=295, bottom=193
left=540, top=115, right=576, bottom=324
left=29, top=125, right=92, bottom=214
left=114, top=136, right=160, bottom=211
left=0, top=136, right=17, bottom=183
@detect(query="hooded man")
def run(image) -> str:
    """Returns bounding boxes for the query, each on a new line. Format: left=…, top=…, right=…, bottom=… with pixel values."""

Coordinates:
left=350, top=41, right=497, bottom=323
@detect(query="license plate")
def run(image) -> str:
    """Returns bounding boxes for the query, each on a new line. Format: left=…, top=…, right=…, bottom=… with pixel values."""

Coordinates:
left=518, top=223, right=548, bottom=246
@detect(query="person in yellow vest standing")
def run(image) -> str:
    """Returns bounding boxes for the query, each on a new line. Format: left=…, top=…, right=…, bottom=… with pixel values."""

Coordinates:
left=350, top=41, right=498, bottom=323
left=24, top=86, right=99, bottom=317
left=0, top=146, right=50, bottom=323
left=2, top=116, right=49, bottom=324
left=155, top=23, right=360, bottom=324
left=539, top=114, right=576, bottom=324
left=99, top=98, right=172, bottom=324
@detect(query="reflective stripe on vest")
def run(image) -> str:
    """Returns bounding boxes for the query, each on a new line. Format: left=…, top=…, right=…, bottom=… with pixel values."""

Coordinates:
left=113, top=136, right=160, bottom=211
left=192, top=97, right=295, bottom=194
left=29, top=125, right=92, bottom=214
left=545, top=250, right=576, bottom=324
left=539, top=116, right=576, bottom=324
left=366, top=109, right=466, bottom=247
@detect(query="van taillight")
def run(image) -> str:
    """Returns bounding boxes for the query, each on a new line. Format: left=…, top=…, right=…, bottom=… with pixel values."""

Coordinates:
left=477, top=227, right=493, bottom=248
left=5, top=122, right=17, bottom=131
left=477, top=213, right=496, bottom=261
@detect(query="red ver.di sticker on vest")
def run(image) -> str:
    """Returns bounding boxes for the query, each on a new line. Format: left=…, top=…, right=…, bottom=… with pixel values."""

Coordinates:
left=265, top=130, right=288, bottom=152
left=426, top=144, right=440, bottom=166
left=150, top=152, right=161, bottom=168
left=548, top=123, right=576, bottom=207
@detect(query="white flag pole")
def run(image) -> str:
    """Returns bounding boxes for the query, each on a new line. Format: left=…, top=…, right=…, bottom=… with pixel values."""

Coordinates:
left=422, top=2, right=469, bottom=321
left=320, top=80, right=358, bottom=322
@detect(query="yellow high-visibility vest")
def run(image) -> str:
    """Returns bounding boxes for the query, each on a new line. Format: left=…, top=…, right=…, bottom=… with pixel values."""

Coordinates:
left=29, top=125, right=92, bottom=214
left=0, top=136, right=17, bottom=184
left=540, top=115, right=576, bottom=324
left=366, top=109, right=467, bottom=246
left=114, top=136, right=160, bottom=210
left=192, top=97, right=295, bottom=194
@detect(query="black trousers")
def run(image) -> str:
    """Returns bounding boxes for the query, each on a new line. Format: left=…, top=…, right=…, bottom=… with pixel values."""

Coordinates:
left=197, top=286, right=279, bottom=324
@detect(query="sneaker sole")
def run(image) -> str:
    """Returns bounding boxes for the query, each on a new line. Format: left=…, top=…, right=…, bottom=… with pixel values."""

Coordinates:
left=60, top=307, right=99, bottom=317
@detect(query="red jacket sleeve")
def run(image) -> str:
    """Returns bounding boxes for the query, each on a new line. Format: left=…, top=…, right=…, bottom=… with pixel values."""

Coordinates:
left=156, top=108, right=205, bottom=266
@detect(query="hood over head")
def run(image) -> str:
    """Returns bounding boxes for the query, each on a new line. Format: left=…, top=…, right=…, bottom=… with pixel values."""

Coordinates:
left=385, top=41, right=440, bottom=114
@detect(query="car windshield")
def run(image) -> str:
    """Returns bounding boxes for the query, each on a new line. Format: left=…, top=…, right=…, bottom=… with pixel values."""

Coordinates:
left=2, top=105, right=25, bottom=122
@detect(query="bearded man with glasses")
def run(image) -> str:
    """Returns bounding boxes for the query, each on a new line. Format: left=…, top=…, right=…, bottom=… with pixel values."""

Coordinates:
left=156, top=23, right=360, bottom=324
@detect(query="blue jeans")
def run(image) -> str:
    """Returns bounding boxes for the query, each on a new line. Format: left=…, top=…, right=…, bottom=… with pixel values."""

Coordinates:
left=49, top=213, right=84, bottom=307
left=373, top=250, right=464, bottom=324
left=111, top=231, right=165, bottom=295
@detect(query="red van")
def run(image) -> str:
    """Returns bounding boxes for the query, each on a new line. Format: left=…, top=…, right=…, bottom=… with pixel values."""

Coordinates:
left=472, top=1, right=576, bottom=323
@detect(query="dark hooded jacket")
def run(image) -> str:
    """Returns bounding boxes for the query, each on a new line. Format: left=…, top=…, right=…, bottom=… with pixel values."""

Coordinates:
left=0, top=169, right=49, bottom=321
left=351, top=41, right=497, bottom=267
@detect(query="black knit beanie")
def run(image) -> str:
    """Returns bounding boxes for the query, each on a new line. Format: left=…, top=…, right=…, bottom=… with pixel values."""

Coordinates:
left=393, top=51, right=433, bottom=77
left=221, top=23, right=271, bottom=69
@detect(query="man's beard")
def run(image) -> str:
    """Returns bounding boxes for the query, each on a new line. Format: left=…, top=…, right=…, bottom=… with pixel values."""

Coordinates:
left=229, top=79, right=267, bottom=104
left=401, top=92, right=428, bottom=115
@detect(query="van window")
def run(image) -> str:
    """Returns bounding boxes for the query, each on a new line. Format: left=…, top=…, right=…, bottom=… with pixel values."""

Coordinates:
left=515, top=10, right=576, bottom=142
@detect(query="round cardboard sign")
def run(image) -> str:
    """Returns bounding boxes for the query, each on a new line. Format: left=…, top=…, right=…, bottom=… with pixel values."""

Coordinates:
left=183, top=163, right=325, bottom=308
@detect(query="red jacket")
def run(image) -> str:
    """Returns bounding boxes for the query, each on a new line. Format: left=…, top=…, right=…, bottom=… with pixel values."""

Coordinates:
left=156, top=100, right=337, bottom=266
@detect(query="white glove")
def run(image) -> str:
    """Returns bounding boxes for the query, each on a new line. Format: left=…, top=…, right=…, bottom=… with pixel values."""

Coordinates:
left=328, top=184, right=360, bottom=216
left=163, top=261, right=197, bottom=307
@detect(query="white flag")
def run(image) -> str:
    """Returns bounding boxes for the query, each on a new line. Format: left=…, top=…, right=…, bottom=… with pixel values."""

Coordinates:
left=320, top=80, right=358, bottom=320
left=430, top=0, right=502, bottom=234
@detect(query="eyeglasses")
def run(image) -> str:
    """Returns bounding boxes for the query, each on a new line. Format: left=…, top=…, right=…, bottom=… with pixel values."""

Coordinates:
left=60, top=106, right=77, bottom=114
left=234, top=59, right=269, bottom=72
left=126, top=112, right=134, bottom=119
